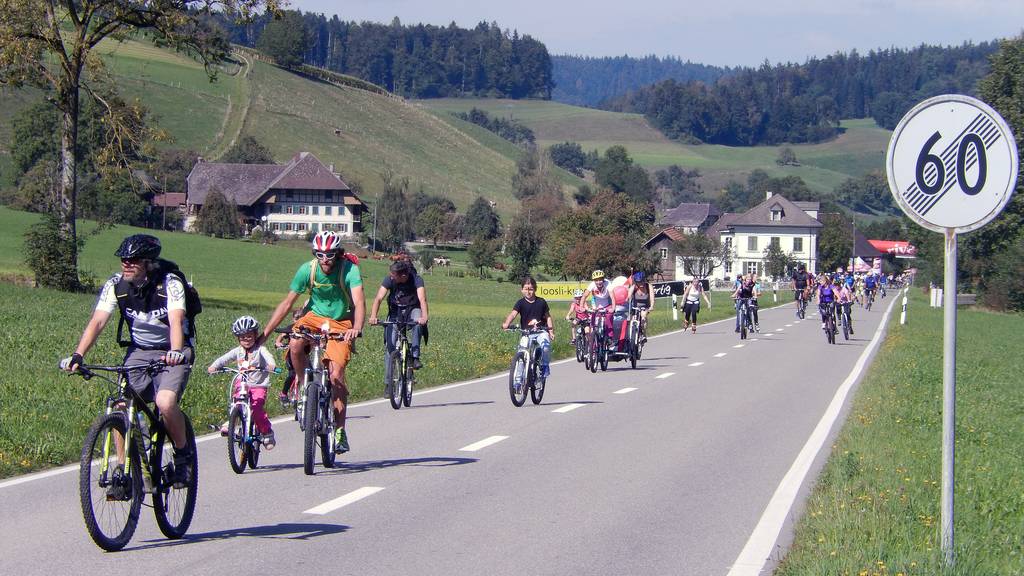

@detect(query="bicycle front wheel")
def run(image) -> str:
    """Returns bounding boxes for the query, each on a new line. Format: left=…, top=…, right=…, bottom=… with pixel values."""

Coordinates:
left=80, top=412, right=142, bottom=551
left=403, top=354, right=414, bottom=407
left=303, top=379, right=320, bottom=475
left=227, top=405, right=247, bottom=474
left=387, top=351, right=403, bottom=410
left=153, top=412, right=197, bottom=539
left=508, top=351, right=527, bottom=407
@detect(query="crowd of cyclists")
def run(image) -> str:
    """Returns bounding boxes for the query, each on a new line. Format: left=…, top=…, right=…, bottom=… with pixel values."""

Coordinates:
left=59, top=230, right=913, bottom=544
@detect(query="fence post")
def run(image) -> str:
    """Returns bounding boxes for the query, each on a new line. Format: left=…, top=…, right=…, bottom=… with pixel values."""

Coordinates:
left=672, top=294, right=678, bottom=322
left=900, top=293, right=908, bottom=325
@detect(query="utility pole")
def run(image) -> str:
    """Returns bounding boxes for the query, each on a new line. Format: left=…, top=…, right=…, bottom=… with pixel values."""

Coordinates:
left=371, top=188, right=380, bottom=253
left=162, top=176, right=167, bottom=230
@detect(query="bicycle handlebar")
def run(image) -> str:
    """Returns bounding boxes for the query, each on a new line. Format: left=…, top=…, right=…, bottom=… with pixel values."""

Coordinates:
left=210, top=366, right=282, bottom=375
left=375, top=320, right=420, bottom=327
left=503, top=326, right=549, bottom=335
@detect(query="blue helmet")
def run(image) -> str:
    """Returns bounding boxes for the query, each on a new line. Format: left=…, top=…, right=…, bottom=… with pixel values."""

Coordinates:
left=632, top=271, right=646, bottom=282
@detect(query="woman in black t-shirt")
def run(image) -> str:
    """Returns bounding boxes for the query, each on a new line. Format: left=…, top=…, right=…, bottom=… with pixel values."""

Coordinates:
left=501, top=276, right=554, bottom=378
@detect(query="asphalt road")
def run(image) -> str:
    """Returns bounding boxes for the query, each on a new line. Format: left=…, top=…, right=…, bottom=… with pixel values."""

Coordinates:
left=0, top=296, right=897, bottom=576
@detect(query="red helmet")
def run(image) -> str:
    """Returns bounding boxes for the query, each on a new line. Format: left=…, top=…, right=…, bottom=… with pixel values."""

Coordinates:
left=311, top=231, right=342, bottom=253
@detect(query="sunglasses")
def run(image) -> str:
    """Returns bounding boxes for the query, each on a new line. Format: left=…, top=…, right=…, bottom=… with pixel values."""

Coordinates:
left=120, top=258, right=145, bottom=266
left=314, top=251, right=338, bottom=261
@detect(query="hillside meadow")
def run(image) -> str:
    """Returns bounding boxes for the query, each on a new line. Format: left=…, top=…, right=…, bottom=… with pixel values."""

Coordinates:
left=0, top=206, right=740, bottom=478
left=421, top=98, right=891, bottom=196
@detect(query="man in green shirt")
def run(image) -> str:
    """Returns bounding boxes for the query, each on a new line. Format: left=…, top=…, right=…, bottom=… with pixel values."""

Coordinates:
left=261, top=231, right=364, bottom=453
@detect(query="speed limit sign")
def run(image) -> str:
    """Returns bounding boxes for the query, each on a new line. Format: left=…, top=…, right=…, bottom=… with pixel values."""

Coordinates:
left=886, top=94, right=1018, bottom=233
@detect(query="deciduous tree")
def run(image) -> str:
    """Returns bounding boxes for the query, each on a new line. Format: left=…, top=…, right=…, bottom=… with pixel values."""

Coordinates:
left=196, top=189, right=240, bottom=238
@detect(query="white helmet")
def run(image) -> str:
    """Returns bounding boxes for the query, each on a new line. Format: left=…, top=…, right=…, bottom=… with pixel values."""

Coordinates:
left=231, top=315, right=260, bottom=336
left=312, top=231, right=342, bottom=253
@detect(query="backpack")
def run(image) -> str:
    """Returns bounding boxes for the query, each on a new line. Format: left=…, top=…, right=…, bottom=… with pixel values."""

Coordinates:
left=306, top=253, right=359, bottom=320
left=116, top=258, right=202, bottom=347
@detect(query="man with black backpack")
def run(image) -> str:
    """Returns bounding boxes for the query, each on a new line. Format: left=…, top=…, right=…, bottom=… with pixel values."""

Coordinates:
left=60, top=234, right=197, bottom=488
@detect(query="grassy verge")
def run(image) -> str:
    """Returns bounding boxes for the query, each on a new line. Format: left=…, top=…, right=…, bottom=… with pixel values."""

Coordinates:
left=776, top=289, right=1024, bottom=575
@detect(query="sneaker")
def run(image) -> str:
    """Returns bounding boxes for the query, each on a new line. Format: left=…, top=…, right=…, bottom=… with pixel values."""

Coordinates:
left=822, top=322, right=827, bottom=329
left=334, top=428, right=350, bottom=454
left=683, top=321, right=690, bottom=330
left=105, top=465, right=130, bottom=501
left=754, top=324, right=760, bottom=333
left=412, top=357, right=423, bottom=370
left=278, top=392, right=290, bottom=406
left=263, top=432, right=276, bottom=450
left=219, top=421, right=229, bottom=437
left=691, top=325, right=697, bottom=334
left=172, top=450, right=192, bottom=489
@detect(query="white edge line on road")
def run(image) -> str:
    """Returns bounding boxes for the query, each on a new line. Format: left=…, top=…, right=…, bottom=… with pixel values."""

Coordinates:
left=551, top=403, right=586, bottom=413
left=655, top=372, right=675, bottom=379
left=688, top=362, right=704, bottom=367
left=2, top=303, right=793, bottom=490
left=459, top=435, right=509, bottom=452
left=303, top=486, right=384, bottom=515
left=613, top=387, right=638, bottom=394
left=727, top=294, right=898, bottom=576
left=714, top=353, right=727, bottom=358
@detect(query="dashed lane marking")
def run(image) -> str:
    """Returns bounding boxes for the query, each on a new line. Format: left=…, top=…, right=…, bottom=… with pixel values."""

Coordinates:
left=656, top=372, right=675, bottom=379
left=714, top=353, right=727, bottom=358
left=688, top=362, right=704, bottom=367
left=304, top=487, right=384, bottom=515
left=614, top=387, right=638, bottom=394
left=459, top=435, right=509, bottom=452
left=733, top=344, right=745, bottom=348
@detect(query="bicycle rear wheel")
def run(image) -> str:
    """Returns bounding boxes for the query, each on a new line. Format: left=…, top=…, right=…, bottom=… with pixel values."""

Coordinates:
left=508, top=352, right=527, bottom=407
left=153, top=413, right=197, bottom=539
left=575, top=330, right=585, bottom=363
left=227, top=405, right=247, bottom=474
left=303, top=380, right=320, bottom=475
left=403, top=357, right=414, bottom=407
left=80, top=412, right=142, bottom=551
left=387, top=351, right=403, bottom=410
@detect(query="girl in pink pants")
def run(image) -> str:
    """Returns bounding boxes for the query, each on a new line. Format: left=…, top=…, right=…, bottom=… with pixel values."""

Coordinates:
left=208, top=316, right=278, bottom=449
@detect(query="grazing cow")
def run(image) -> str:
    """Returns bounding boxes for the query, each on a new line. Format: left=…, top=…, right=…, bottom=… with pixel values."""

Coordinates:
left=433, top=256, right=451, bottom=267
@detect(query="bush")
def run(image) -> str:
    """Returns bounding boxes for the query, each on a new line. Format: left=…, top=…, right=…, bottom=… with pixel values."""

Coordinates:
left=23, top=213, right=84, bottom=291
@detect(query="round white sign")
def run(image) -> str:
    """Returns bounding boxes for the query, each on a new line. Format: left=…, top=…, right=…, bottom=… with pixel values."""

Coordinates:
left=886, top=94, right=1018, bottom=233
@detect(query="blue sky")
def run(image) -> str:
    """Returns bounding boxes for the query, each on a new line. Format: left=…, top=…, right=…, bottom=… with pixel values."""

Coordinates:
left=288, top=0, right=1023, bottom=67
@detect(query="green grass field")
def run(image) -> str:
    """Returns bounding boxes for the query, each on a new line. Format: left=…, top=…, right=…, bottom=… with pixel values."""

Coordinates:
left=420, top=99, right=892, bottom=196
left=0, top=206, right=745, bottom=478
left=777, top=289, right=1024, bottom=575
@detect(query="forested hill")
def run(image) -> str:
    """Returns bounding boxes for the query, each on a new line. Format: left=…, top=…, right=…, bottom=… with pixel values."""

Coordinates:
left=219, top=13, right=553, bottom=100
left=600, top=42, right=999, bottom=146
left=551, top=55, right=730, bottom=107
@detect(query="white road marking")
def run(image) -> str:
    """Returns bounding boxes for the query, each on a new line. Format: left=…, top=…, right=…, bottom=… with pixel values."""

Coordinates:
left=775, top=328, right=784, bottom=332
left=714, top=353, right=727, bottom=358
left=614, top=387, right=638, bottom=394
left=688, top=362, right=704, bottom=367
left=552, top=403, right=586, bottom=413
left=459, top=435, right=509, bottom=452
left=763, top=333, right=774, bottom=337
left=733, top=344, right=745, bottom=348
left=728, top=295, right=899, bottom=576
left=304, top=487, right=384, bottom=515
left=750, top=338, right=759, bottom=341
left=656, top=372, right=675, bottom=379
left=785, top=324, right=793, bottom=327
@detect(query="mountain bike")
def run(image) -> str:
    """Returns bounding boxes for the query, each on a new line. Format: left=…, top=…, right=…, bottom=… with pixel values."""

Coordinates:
left=839, top=301, right=853, bottom=341
left=820, top=302, right=837, bottom=344
left=72, top=361, right=197, bottom=551
left=212, top=366, right=279, bottom=474
left=626, top=305, right=645, bottom=369
left=865, top=288, right=876, bottom=311
left=284, top=326, right=350, bottom=475
left=588, top=308, right=611, bottom=372
left=378, top=319, right=419, bottom=409
left=506, top=326, right=548, bottom=406
left=795, top=289, right=809, bottom=319
left=735, top=297, right=755, bottom=340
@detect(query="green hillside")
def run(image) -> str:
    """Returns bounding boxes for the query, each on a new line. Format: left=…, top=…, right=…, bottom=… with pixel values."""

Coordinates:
left=421, top=98, right=892, bottom=196
left=0, top=38, right=532, bottom=218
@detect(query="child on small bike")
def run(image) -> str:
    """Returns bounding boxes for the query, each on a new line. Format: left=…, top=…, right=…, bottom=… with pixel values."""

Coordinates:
left=209, top=316, right=278, bottom=449
left=565, top=288, right=590, bottom=344
left=502, top=276, right=554, bottom=378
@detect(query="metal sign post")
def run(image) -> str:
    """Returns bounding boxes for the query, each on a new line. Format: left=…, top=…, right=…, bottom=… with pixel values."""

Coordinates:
left=886, top=94, right=1018, bottom=566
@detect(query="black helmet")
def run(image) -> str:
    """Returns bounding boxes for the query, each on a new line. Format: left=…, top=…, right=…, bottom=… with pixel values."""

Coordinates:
left=115, top=234, right=161, bottom=260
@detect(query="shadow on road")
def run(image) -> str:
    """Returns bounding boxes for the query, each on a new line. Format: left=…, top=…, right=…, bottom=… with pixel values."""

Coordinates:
left=131, top=522, right=349, bottom=549
left=541, top=400, right=604, bottom=407
left=326, top=456, right=477, bottom=475
left=406, top=400, right=495, bottom=410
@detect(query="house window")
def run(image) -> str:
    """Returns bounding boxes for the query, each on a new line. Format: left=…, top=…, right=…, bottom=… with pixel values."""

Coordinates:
left=793, top=237, right=804, bottom=252
left=338, top=206, right=346, bottom=217
left=297, top=223, right=307, bottom=231
left=660, top=248, right=668, bottom=260
left=285, top=205, right=294, bottom=215
left=324, top=206, right=332, bottom=216
left=771, top=209, right=782, bottom=221
left=298, top=206, right=307, bottom=215
left=271, top=223, right=280, bottom=231
left=724, top=261, right=732, bottom=273
left=747, top=236, right=757, bottom=252
left=338, top=223, right=348, bottom=233
left=283, top=223, right=293, bottom=231
left=325, top=191, right=334, bottom=203
left=745, top=261, right=760, bottom=275
left=724, top=237, right=732, bottom=252
left=771, top=237, right=780, bottom=248
left=311, top=206, right=319, bottom=216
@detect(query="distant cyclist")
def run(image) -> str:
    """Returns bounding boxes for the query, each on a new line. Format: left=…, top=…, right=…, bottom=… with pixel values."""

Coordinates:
left=260, top=231, right=364, bottom=454
left=369, top=259, right=430, bottom=371
left=626, top=271, right=653, bottom=343
left=565, top=288, right=590, bottom=344
left=864, top=272, right=878, bottom=306
left=582, top=270, right=615, bottom=341
left=791, top=264, right=810, bottom=317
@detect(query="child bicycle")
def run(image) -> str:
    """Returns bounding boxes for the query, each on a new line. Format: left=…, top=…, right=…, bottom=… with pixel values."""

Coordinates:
left=505, top=326, right=549, bottom=407
left=377, top=319, right=419, bottom=409
left=70, top=360, right=197, bottom=551
left=211, top=366, right=280, bottom=474
left=571, top=317, right=590, bottom=364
